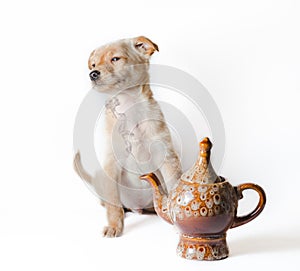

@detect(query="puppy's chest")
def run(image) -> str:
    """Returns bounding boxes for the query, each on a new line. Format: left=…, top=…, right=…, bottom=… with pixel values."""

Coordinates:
left=104, top=93, right=156, bottom=138
left=104, top=93, right=163, bottom=166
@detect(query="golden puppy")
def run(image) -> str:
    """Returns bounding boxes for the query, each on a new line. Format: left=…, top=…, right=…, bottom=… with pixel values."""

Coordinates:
left=74, top=36, right=182, bottom=237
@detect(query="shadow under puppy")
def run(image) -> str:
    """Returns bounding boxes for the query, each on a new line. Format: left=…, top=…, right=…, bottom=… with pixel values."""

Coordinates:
left=74, top=36, right=182, bottom=237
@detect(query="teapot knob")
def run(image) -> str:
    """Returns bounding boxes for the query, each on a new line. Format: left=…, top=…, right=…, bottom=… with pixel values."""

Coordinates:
left=199, top=137, right=212, bottom=158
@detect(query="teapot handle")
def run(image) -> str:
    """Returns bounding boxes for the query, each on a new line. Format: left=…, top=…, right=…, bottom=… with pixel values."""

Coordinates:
left=231, top=183, right=266, bottom=228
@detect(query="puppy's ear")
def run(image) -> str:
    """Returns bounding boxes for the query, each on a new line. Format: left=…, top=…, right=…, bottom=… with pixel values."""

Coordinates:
left=133, top=36, right=159, bottom=56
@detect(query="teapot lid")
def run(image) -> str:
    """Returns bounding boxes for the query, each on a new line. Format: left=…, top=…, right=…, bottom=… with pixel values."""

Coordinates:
left=181, top=137, right=220, bottom=184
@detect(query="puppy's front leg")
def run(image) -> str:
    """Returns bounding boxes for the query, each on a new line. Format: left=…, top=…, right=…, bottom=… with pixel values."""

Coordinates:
left=103, top=202, right=124, bottom=237
left=102, top=160, right=124, bottom=237
left=159, top=150, right=182, bottom=193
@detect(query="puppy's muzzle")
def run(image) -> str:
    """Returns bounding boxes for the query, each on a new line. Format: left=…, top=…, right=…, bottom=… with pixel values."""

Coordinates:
left=89, top=70, right=100, bottom=81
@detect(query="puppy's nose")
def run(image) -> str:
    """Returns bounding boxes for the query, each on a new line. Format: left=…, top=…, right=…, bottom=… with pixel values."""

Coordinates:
left=89, top=70, right=100, bottom=81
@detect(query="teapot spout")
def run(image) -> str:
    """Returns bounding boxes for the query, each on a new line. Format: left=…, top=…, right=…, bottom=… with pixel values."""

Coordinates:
left=140, top=173, right=173, bottom=225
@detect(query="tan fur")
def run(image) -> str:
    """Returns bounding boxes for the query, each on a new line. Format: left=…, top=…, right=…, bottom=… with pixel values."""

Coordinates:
left=74, top=36, right=182, bottom=237
left=73, top=152, right=92, bottom=184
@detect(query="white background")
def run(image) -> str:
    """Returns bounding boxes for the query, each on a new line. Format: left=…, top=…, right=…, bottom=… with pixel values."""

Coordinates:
left=1, top=0, right=300, bottom=270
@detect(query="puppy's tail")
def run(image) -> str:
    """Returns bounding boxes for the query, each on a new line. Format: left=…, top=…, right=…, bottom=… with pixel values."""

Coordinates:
left=73, top=152, right=92, bottom=184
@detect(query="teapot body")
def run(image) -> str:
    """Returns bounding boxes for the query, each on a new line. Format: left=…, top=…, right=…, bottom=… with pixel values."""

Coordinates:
left=169, top=178, right=238, bottom=236
left=167, top=178, right=238, bottom=260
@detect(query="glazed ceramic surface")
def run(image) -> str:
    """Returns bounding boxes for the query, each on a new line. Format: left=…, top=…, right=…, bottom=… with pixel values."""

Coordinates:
left=169, top=179, right=237, bottom=235
left=140, top=137, right=266, bottom=261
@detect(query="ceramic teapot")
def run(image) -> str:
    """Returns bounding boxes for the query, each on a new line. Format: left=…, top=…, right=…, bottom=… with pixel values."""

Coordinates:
left=140, top=137, right=266, bottom=260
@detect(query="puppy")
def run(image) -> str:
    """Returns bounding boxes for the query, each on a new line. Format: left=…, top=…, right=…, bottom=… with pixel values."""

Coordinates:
left=74, top=36, right=182, bottom=237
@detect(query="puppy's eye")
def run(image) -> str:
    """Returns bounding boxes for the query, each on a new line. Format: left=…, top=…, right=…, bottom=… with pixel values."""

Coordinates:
left=111, top=57, right=121, bottom=62
left=92, top=64, right=95, bottom=68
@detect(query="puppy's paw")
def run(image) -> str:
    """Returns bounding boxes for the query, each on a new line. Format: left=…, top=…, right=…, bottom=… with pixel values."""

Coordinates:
left=103, top=226, right=123, bottom=238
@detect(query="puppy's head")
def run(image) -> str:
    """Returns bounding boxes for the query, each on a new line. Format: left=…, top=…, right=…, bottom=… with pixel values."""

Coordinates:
left=88, top=36, right=159, bottom=93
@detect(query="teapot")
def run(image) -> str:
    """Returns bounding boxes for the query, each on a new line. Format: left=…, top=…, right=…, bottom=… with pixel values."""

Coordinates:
left=140, top=137, right=266, bottom=260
